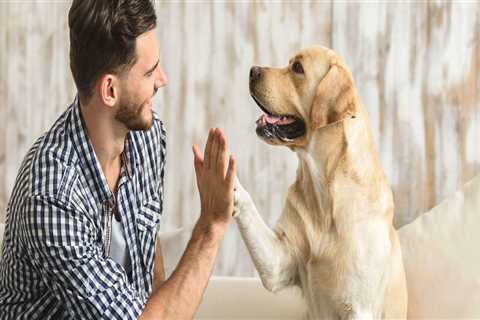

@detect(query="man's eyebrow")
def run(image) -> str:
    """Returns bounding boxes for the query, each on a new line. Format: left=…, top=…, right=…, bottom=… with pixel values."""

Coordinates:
left=144, top=59, right=159, bottom=76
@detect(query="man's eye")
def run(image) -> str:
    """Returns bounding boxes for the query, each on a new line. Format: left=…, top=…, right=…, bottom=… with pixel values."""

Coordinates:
left=292, top=61, right=304, bottom=74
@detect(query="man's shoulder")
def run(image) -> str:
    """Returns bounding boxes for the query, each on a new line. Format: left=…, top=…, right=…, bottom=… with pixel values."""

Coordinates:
left=16, top=106, right=80, bottom=202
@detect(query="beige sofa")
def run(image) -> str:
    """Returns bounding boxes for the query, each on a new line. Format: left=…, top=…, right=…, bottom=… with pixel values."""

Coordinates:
left=398, top=175, right=480, bottom=318
left=195, top=276, right=305, bottom=320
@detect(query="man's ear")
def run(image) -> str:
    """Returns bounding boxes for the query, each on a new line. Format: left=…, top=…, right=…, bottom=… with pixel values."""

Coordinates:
left=98, top=74, right=118, bottom=108
left=310, top=62, right=357, bottom=130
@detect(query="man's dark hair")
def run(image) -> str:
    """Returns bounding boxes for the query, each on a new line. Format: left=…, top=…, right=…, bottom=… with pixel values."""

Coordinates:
left=68, top=0, right=156, bottom=102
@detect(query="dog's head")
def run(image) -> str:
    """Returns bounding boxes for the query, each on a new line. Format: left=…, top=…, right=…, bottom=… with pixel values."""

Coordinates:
left=250, top=46, right=358, bottom=147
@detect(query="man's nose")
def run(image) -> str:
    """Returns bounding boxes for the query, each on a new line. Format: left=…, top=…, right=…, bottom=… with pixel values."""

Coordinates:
left=155, top=67, right=168, bottom=88
left=250, top=66, right=263, bottom=82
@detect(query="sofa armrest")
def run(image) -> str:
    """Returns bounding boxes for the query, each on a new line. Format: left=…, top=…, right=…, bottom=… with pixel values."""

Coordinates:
left=195, top=276, right=305, bottom=320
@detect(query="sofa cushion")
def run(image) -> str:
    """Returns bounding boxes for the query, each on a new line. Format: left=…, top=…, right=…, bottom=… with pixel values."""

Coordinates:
left=399, top=175, right=480, bottom=318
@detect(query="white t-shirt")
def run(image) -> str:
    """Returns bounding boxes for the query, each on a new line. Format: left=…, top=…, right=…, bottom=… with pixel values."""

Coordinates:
left=109, top=216, right=131, bottom=277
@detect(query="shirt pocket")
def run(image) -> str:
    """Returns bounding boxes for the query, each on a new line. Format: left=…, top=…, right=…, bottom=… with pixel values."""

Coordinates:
left=137, top=196, right=161, bottom=232
left=136, top=194, right=161, bottom=288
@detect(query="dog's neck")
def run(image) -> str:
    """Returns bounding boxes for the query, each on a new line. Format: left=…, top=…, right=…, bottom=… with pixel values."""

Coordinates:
left=292, top=114, right=391, bottom=229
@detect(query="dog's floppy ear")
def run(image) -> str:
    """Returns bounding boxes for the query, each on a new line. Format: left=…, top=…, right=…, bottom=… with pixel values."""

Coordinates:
left=310, top=62, right=357, bottom=130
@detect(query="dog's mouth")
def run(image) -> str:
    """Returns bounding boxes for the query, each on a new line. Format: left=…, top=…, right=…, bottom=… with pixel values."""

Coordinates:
left=251, top=94, right=306, bottom=143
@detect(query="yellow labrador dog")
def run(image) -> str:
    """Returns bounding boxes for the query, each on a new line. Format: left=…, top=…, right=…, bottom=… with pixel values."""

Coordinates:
left=234, top=46, right=407, bottom=319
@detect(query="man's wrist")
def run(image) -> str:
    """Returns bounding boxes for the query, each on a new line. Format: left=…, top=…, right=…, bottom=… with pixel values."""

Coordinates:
left=193, top=216, right=228, bottom=243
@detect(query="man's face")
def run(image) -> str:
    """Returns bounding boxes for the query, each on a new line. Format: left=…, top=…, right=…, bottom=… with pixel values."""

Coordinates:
left=115, top=29, right=167, bottom=131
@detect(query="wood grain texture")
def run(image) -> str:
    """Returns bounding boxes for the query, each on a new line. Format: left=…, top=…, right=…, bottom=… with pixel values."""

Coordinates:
left=0, top=1, right=479, bottom=276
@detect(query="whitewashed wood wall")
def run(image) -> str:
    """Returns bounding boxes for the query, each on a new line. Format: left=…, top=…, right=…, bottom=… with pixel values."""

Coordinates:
left=1, top=1, right=479, bottom=276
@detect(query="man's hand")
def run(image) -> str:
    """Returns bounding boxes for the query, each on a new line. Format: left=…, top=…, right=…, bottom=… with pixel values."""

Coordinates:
left=192, top=128, right=236, bottom=231
left=140, top=129, right=235, bottom=320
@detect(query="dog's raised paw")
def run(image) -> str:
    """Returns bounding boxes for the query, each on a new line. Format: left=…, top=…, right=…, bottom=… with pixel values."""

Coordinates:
left=233, top=177, right=253, bottom=217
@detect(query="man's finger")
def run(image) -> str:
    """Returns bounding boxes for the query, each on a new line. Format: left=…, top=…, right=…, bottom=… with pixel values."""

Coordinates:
left=210, top=128, right=220, bottom=171
left=216, top=130, right=228, bottom=176
left=225, top=155, right=236, bottom=188
left=192, top=144, right=203, bottom=181
left=192, top=144, right=204, bottom=163
left=204, top=128, right=215, bottom=170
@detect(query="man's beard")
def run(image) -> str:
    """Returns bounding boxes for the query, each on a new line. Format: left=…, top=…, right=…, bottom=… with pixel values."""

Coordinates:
left=115, top=92, right=153, bottom=131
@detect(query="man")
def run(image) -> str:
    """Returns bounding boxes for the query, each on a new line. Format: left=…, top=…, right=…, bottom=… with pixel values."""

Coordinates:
left=0, top=0, right=236, bottom=319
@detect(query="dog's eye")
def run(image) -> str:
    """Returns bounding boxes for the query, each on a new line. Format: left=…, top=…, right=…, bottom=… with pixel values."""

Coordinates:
left=292, top=61, right=304, bottom=74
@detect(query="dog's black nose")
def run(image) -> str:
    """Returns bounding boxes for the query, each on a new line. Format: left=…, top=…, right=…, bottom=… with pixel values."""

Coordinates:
left=250, top=66, right=262, bottom=82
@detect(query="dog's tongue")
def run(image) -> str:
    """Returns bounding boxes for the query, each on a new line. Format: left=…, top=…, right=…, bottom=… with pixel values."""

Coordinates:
left=256, top=114, right=295, bottom=126
left=265, top=114, right=282, bottom=124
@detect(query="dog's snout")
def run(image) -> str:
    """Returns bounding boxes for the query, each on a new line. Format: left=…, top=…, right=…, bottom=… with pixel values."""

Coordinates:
left=250, top=66, right=263, bottom=82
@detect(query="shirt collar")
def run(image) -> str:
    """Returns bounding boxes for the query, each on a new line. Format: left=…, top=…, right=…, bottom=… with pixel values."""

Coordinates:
left=123, top=131, right=138, bottom=180
left=69, top=95, right=138, bottom=203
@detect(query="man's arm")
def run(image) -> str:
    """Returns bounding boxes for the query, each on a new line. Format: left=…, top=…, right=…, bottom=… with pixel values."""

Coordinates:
left=142, top=220, right=225, bottom=319
left=140, top=128, right=236, bottom=320
left=152, top=237, right=166, bottom=291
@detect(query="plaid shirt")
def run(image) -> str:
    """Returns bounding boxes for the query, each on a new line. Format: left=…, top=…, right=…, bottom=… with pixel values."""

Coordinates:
left=0, top=96, right=166, bottom=319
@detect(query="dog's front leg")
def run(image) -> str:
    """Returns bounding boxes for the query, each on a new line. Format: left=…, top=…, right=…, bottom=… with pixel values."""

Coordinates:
left=234, top=178, right=295, bottom=292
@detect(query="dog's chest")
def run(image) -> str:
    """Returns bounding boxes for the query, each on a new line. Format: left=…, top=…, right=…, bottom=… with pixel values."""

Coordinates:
left=296, top=222, right=392, bottom=318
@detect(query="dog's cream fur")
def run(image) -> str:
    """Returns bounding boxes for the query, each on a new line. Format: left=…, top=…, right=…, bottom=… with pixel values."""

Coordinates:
left=234, top=47, right=407, bottom=319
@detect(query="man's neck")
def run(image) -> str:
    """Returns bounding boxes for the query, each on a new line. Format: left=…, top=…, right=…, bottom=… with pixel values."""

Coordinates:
left=79, top=96, right=127, bottom=189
